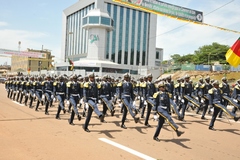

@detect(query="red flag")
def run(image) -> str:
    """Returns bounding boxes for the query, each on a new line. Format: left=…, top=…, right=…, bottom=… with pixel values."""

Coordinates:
left=225, top=37, right=240, bottom=67
left=68, top=58, right=74, bottom=70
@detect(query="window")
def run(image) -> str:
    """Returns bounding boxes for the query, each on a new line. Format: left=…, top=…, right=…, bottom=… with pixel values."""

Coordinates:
left=156, top=51, right=159, bottom=59
left=101, top=17, right=110, bottom=25
left=89, top=16, right=99, bottom=24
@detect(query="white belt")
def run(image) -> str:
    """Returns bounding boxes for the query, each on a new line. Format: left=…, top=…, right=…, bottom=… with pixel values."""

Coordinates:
left=89, top=97, right=96, bottom=100
left=71, top=94, right=79, bottom=96
left=124, top=95, right=131, bottom=97
left=46, top=90, right=52, bottom=92
left=215, top=101, right=221, bottom=103
left=57, top=92, right=65, bottom=95
left=160, top=106, right=167, bottom=109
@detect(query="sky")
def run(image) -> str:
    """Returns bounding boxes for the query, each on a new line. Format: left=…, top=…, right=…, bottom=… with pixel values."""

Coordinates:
left=0, top=0, right=240, bottom=65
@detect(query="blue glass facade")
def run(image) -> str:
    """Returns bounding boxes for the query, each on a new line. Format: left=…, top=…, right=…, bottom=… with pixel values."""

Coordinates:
left=65, top=2, right=150, bottom=66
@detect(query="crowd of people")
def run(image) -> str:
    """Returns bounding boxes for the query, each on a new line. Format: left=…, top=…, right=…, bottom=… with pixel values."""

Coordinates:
left=4, top=72, right=240, bottom=141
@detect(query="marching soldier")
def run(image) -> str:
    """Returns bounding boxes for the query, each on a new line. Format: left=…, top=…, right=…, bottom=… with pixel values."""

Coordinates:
left=54, top=75, right=67, bottom=120
left=25, top=76, right=35, bottom=108
left=66, top=75, right=82, bottom=125
left=34, top=76, right=44, bottom=111
left=83, top=73, right=104, bottom=132
left=208, top=80, right=239, bottom=130
left=42, top=75, right=54, bottom=115
left=99, top=75, right=115, bottom=117
left=19, top=76, right=28, bottom=104
left=218, top=77, right=231, bottom=118
left=153, top=81, right=184, bottom=142
left=140, top=76, right=147, bottom=118
left=118, top=73, right=139, bottom=129
left=231, top=79, right=240, bottom=114
left=143, top=73, right=157, bottom=127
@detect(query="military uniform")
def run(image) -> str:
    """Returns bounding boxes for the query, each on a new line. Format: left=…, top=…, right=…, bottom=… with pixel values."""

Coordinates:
left=42, top=75, right=54, bottom=115
left=218, top=77, right=231, bottom=117
left=54, top=76, right=67, bottom=119
left=153, top=82, right=184, bottom=142
left=208, top=81, right=239, bottom=130
left=66, top=75, right=82, bottom=125
left=83, top=73, right=104, bottom=132
left=118, top=73, right=139, bottom=129
left=34, top=77, right=44, bottom=111
left=231, top=79, right=240, bottom=114
left=99, top=75, right=115, bottom=117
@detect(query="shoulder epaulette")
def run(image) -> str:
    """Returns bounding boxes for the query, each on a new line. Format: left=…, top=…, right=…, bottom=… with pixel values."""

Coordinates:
left=117, top=82, right=122, bottom=87
left=84, top=82, right=89, bottom=88
left=153, top=91, right=159, bottom=98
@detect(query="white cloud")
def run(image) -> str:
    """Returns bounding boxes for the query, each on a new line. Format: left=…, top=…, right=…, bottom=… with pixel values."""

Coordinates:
left=0, top=22, right=8, bottom=27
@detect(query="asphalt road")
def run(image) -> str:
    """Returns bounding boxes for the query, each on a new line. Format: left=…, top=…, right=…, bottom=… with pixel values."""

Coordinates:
left=0, top=84, right=240, bottom=160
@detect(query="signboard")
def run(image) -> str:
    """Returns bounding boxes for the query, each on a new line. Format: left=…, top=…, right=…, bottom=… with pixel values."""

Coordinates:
left=114, top=0, right=203, bottom=23
left=0, top=49, right=46, bottom=58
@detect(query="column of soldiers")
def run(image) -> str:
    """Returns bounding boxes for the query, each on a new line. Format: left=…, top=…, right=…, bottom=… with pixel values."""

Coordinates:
left=4, top=72, right=240, bottom=141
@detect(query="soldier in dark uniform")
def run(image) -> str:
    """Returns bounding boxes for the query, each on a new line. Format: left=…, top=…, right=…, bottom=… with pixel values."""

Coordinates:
left=140, top=76, right=148, bottom=118
left=99, top=75, right=115, bottom=117
left=153, top=81, right=184, bottom=142
left=19, top=76, right=28, bottom=104
left=231, top=79, right=240, bottom=114
left=143, top=73, right=157, bottom=127
left=66, top=75, right=82, bottom=125
left=54, top=75, right=67, bottom=120
left=14, top=77, right=21, bottom=101
left=83, top=73, right=104, bottom=132
left=208, top=80, right=239, bottom=130
left=180, top=75, right=193, bottom=120
left=34, top=76, right=44, bottom=111
left=42, top=75, right=54, bottom=115
left=218, top=77, right=231, bottom=118
left=118, top=73, right=139, bottom=129
left=25, top=76, right=35, bottom=107
left=201, top=76, right=213, bottom=117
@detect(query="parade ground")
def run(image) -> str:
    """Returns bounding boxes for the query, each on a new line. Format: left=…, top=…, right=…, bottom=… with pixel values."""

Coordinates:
left=0, top=84, right=240, bottom=160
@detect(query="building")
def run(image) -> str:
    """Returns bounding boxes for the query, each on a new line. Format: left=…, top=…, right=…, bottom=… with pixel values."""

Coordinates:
left=60, top=0, right=162, bottom=78
left=11, top=49, right=54, bottom=72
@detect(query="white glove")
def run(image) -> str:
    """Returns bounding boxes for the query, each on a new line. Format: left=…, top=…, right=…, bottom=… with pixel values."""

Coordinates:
left=111, top=97, right=114, bottom=100
left=66, top=100, right=70, bottom=105
left=51, top=95, right=54, bottom=99
left=133, top=101, right=136, bottom=107
left=33, top=94, right=36, bottom=98
left=233, top=99, right=238, bottom=103
left=144, top=100, right=147, bottom=105
left=98, top=100, right=102, bottom=104
left=85, top=103, right=89, bottom=109
left=201, top=99, right=205, bottom=103
left=42, top=95, right=45, bottom=99
left=153, top=115, right=159, bottom=121
left=178, top=97, right=181, bottom=101
left=181, top=99, right=185, bottom=103
left=26, top=93, right=28, bottom=96
left=141, top=97, right=144, bottom=101
left=80, top=98, right=83, bottom=104
left=53, top=98, right=56, bottom=101
left=22, top=92, right=24, bottom=94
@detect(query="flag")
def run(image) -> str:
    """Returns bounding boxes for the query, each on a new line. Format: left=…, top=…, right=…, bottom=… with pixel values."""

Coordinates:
left=68, top=58, right=74, bottom=71
left=225, top=37, right=240, bottom=67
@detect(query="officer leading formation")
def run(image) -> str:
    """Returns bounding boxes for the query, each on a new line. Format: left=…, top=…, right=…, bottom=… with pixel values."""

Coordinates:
left=4, top=72, right=240, bottom=142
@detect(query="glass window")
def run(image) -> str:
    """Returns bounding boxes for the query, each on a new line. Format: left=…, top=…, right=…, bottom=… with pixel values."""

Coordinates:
left=101, top=17, right=110, bottom=25
left=83, top=17, right=87, bottom=25
left=156, top=51, right=159, bottom=59
left=89, top=16, right=99, bottom=24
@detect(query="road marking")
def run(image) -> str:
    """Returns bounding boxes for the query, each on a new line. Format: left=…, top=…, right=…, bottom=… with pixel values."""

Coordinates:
left=99, top=138, right=156, bottom=160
